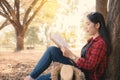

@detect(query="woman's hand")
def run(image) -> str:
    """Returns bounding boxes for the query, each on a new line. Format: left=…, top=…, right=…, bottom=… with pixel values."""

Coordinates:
left=60, top=46, right=79, bottom=62
left=60, top=46, right=73, bottom=59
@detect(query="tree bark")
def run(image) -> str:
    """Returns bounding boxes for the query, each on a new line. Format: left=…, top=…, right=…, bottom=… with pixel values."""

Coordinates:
left=96, top=0, right=108, bottom=22
left=14, top=25, right=24, bottom=51
left=16, top=31, right=24, bottom=51
left=106, top=0, right=120, bottom=79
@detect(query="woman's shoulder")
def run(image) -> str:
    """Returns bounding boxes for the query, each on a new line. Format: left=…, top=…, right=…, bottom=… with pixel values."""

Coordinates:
left=93, top=36, right=107, bottom=49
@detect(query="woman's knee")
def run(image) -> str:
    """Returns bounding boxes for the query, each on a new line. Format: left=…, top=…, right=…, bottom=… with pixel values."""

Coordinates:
left=47, top=46, right=62, bottom=57
left=47, top=46, right=59, bottom=52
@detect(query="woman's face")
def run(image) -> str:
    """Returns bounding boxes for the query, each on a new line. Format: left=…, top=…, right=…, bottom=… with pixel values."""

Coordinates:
left=85, top=18, right=99, bottom=36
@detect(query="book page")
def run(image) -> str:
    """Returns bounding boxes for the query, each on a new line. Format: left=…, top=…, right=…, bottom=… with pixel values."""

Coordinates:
left=50, top=34, right=69, bottom=48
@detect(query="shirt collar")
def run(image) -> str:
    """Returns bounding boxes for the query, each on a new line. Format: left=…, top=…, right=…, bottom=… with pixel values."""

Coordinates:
left=88, top=35, right=102, bottom=43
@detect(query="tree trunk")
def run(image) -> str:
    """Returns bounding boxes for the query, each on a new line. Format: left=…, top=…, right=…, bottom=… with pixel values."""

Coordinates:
left=15, top=28, right=25, bottom=51
left=96, top=0, right=108, bottom=22
left=105, top=0, right=120, bottom=80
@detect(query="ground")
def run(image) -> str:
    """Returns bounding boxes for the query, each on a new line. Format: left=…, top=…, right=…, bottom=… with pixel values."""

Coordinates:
left=0, top=48, right=80, bottom=80
left=0, top=50, right=53, bottom=80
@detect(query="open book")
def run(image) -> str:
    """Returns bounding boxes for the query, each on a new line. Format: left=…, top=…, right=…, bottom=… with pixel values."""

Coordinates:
left=50, top=34, right=80, bottom=58
left=50, top=34, right=69, bottom=48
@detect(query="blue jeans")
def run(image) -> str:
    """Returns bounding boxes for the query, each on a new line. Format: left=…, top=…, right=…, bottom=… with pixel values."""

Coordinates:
left=30, top=46, right=74, bottom=80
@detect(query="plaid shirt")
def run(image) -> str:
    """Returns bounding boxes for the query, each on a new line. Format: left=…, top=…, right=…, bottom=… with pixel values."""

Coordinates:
left=76, top=36, right=107, bottom=80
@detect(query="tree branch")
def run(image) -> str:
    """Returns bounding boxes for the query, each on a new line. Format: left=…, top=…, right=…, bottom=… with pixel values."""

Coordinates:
left=2, top=0, right=17, bottom=20
left=0, top=0, right=22, bottom=31
left=3, top=0, right=22, bottom=27
left=0, top=11, right=9, bottom=19
left=0, top=19, right=10, bottom=30
left=26, top=0, right=47, bottom=27
left=23, top=0, right=38, bottom=24
left=0, top=1, right=10, bottom=16
left=14, top=0, right=20, bottom=22
left=0, top=11, right=20, bottom=31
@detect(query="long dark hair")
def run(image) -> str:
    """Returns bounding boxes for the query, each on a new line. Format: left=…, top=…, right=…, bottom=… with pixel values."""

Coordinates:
left=87, top=12, right=111, bottom=56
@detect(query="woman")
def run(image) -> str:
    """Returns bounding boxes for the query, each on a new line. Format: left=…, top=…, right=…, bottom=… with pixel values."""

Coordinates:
left=24, top=12, right=111, bottom=80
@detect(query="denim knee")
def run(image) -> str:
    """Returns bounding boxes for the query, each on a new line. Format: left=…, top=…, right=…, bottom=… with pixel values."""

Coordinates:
left=47, top=46, right=62, bottom=58
left=47, top=46, right=58, bottom=52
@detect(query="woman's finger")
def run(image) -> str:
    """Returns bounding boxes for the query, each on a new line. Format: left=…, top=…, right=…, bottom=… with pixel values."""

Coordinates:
left=60, top=47, right=65, bottom=53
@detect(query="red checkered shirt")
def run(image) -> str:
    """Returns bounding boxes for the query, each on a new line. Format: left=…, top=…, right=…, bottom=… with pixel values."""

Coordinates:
left=76, top=36, right=107, bottom=80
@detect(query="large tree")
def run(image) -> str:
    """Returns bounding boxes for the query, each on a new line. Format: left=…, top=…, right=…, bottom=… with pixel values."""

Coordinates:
left=0, top=0, right=47, bottom=51
left=96, top=0, right=120, bottom=79
left=106, top=0, right=120, bottom=79
left=96, top=0, right=108, bottom=22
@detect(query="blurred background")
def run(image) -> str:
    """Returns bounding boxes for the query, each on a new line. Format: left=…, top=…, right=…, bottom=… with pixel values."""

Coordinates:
left=0, top=0, right=96, bottom=53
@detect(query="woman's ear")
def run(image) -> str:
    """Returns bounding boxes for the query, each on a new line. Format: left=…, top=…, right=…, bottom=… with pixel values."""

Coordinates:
left=96, top=23, right=100, bottom=29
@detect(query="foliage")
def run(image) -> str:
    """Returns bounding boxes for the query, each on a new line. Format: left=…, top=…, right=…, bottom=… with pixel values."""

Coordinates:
left=1, top=30, right=16, bottom=46
left=25, top=27, right=40, bottom=46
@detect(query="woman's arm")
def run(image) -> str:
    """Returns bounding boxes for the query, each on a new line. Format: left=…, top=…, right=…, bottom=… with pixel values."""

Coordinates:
left=60, top=47, right=79, bottom=63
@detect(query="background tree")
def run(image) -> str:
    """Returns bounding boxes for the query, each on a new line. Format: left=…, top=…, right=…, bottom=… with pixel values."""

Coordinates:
left=2, top=31, right=15, bottom=47
left=96, top=0, right=108, bottom=22
left=105, top=0, right=120, bottom=79
left=0, top=0, right=47, bottom=51
left=25, top=27, right=40, bottom=49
